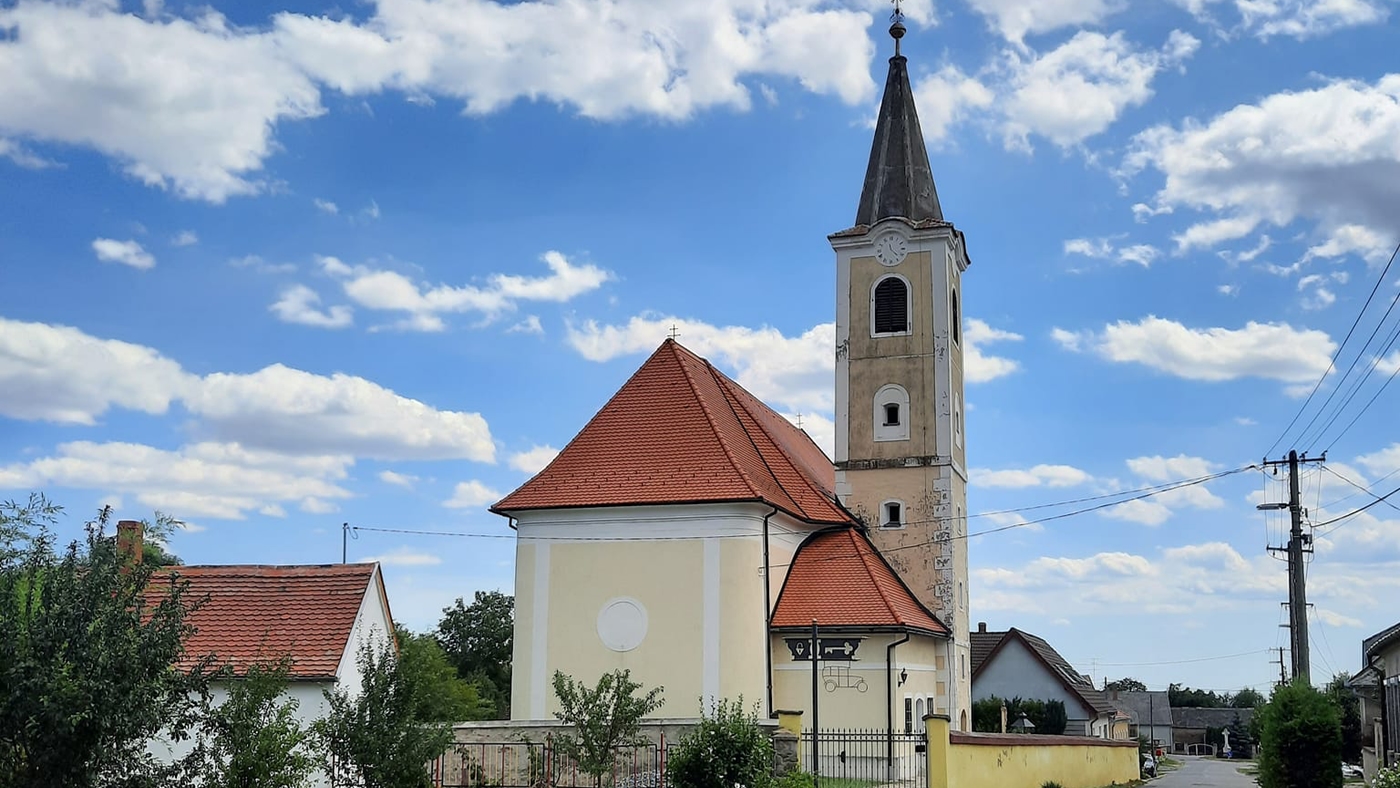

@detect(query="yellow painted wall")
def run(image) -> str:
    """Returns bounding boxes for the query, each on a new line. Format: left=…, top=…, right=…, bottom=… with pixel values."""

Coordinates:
left=925, top=717, right=1139, bottom=788
left=770, top=632, right=949, bottom=730
left=510, top=541, right=537, bottom=720
left=720, top=538, right=770, bottom=707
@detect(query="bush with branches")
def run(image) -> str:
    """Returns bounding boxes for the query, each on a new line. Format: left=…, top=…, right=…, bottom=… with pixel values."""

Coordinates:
left=552, top=670, right=665, bottom=788
left=1257, top=681, right=1341, bottom=788
left=667, top=698, right=773, bottom=788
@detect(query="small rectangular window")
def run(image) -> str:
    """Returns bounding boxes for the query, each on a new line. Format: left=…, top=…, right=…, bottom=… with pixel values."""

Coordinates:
left=883, top=403, right=900, bottom=426
left=904, top=697, right=914, bottom=733
left=885, top=502, right=902, bottom=527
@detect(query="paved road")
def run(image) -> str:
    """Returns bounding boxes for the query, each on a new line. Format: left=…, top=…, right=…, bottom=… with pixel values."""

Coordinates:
left=1151, top=756, right=1257, bottom=788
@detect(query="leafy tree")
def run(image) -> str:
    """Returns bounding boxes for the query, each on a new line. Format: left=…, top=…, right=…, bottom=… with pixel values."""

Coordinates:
left=1169, top=684, right=1226, bottom=708
left=438, top=591, right=514, bottom=717
left=1257, top=680, right=1342, bottom=788
left=315, top=638, right=454, bottom=788
left=969, top=696, right=1067, bottom=735
left=1324, top=673, right=1364, bottom=763
left=183, top=659, right=319, bottom=788
left=1104, top=678, right=1147, bottom=693
left=396, top=625, right=495, bottom=722
left=0, top=495, right=212, bottom=787
left=1226, top=713, right=1254, bottom=758
left=667, top=698, right=773, bottom=788
left=1231, top=687, right=1266, bottom=708
left=552, top=669, right=665, bottom=788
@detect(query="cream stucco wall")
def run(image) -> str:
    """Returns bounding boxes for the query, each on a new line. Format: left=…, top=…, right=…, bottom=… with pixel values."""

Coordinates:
left=510, top=504, right=821, bottom=721
left=926, top=717, right=1139, bottom=788
left=770, top=631, right=950, bottom=731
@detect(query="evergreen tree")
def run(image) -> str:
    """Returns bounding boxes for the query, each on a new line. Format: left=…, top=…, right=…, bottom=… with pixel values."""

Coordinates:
left=1257, top=681, right=1342, bottom=788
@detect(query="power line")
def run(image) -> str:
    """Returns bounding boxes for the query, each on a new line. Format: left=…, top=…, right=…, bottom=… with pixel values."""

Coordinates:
left=1313, top=482, right=1400, bottom=535
left=1324, top=361, right=1400, bottom=452
left=1319, top=463, right=1400, bottom=510
left=1322, top=465, right=1400, bottom=515
left=1307, top=311, right=1400, bottom=450
left=1268, top=241, right=1400, bottom=456
left=1072, top=649, right=1270, bottom=668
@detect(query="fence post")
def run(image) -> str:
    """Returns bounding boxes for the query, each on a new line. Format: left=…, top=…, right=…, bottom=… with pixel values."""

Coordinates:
left=776, top=710, right=804, bottom=771
left=924, top=714, right=950, bottom=788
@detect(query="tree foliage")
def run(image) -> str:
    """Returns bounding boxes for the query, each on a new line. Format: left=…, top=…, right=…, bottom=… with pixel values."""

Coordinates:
left=182, top=659, right=319, bottom=788
left=1104, top=678, right=1147, bottom=693
left=1168, top=684, right=1228, bottom=708
left=1324, top=673, right=1364, bottom=763
left=552, top=670, right=665, bottom=787
left=667, top=698, right=772, bottom=788
left=396, top=625, right=495, bottom=722
left=315, top=638, right=454, bottom=788
left=1230, top=687, right=1266, bottom=709
left=970, top=696, right=1068, bottom=735
left=438, top=591, right=514, bottom=718
left=1257, top=681, right=1342, bottom=788
left=0, top=495, right=211, bottom=788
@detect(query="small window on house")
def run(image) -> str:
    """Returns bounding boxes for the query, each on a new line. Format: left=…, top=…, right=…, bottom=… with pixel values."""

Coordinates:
left=951, top=288, right=961, bottom=345
left=874, top=384, right=911, bottom=442
left=873, top=277, right=909, bottom=335
left=915, top=698, right=926, bottom=732
left=904, top=697, right=914, bottom=734
left=883, top=502, right=903, bottom=528
left=884, top=403, right=900, bottom=426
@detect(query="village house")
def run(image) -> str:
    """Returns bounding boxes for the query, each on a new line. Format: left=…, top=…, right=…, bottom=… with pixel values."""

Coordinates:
left=1351, top=619, right=1400, bottom=780
left=125, top=522, right=395, bottom=787
left=1107, top=689, right=1174, bottom=753
left=489, top=10, right=973, bottom=734
left=969, top=624, right=1123, bottom=738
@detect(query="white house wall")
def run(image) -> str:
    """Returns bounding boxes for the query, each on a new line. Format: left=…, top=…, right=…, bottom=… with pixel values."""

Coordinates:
left=335, top=565, right=395, bottom=696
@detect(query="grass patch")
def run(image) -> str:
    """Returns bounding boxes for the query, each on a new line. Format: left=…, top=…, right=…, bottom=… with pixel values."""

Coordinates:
left=813, top=778, right=880, bottom=788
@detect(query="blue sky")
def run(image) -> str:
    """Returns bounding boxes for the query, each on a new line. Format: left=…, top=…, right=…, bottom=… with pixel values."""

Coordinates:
left=4, top=0, right=1400, bottom=696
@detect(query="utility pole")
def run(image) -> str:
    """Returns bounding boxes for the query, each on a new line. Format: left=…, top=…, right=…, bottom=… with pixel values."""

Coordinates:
left=1271, top=647, right=1288, bottom=687
left=1261, top=450, right=1323, bottom=687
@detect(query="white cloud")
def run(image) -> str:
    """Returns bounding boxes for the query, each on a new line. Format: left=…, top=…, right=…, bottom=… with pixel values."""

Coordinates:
left=1100, top=454, right=1225, bottom=526
left=231, top=255, right=297, bottom=274
left=270, top=285, right=354, bottom=329
left=170, top=230, right=199, bottom=247
left=567, top=315, right=836, bottom=414
left=0, top=317, right=497, bottom=461
left=1127, top=454, right=1217, bottom=482
left=509, top=446, right=560, bottom=475
left=323, top=251, right=611, bottom=331
left=1063, top=236, right=1160, bottom=267
left=0, top=3, right=323, bottom=202
left=1001, top=30, right=1199, bottom=150
left=444, top=480, right=502, bottom=509
left=1053, top=316, right=1335, bottom=384
left=964, top=0, right=1126, bottom=42
left=1065, top=237, right=1114, bottom=258
left=1356, top=443, right=1400, bottom=477
left=362, top=547, right=443, bottom=566
left=1218, top=284, right=1239, bottom=296
left=0, top=1, right=882, bottom=201
left=0, top=440, right=353, bottom=520
left=1178, top=0, right=1390, bottom=38
left=910, top=66, right=994, bottom=144
left=378, top=470, right=420, bottom=488
left=1126, top=74, right=1400, bottom=256
left=92, top=238, right=155, bottom=270
left=1297, top=274, right=1337, bottom=310
left=963, top=318, right=1023, bottom=383
left=0, top=317, right=193, bottom=424
left=1315, top=608, right=1364, bottom=628
left=1304, top=224, right=1394, bottom=263
left=784, top=411, right=836, bottom=460
left=0, top=137, right=56, bottom=169
left=189, top=364, right=496, bottom=462
left=1235, top=416, right=1257, bottom=426
left=972, top=464, right=1092, bottom=488
left=313, top=198, right=339, bottom=215
left=507, top=316, right=545, bottom=336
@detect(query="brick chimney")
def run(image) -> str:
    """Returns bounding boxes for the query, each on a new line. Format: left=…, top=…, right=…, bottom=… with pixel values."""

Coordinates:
left=116, top=520, right=144, bottom=565
left=977, top=622, right=987, bottom=633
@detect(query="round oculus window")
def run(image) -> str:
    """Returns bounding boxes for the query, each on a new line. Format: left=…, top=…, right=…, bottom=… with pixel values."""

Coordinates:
left=596, top=597, right=648, bottom=652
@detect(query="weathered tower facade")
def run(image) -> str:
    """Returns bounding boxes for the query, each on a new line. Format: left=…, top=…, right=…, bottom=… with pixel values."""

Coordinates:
left=830, top=17, right=972, bottom=728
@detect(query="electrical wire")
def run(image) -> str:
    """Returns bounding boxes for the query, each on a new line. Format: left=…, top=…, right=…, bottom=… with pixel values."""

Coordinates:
left=1319, top=464, right=1400, bottom=511
left=1267, top=241, right=1400, bottom=456
left=1322, top=465, right=1400, bottom=515
left=1312, top=482, right=1400, bottom=535
left=1306, top=310, right=1400, bottom=451
left=1070, top=649, right=1271, bottom=668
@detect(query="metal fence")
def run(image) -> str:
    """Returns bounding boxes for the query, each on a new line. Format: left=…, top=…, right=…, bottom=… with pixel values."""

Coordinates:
left=430, top=737, right=671, bottom=788
left=800, top=729, right=926, bottom=788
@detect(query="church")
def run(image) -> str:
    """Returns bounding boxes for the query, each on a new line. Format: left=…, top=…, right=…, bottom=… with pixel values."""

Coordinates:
left=491, top=15, right=973, bottom=733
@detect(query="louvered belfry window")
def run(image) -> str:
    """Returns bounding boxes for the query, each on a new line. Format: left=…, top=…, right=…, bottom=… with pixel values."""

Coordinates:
left=873, top=277, right=908, bottom=334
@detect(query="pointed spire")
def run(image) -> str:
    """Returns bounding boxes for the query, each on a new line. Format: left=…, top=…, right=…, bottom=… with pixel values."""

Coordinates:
left=854, top=14, right=943, bottom=227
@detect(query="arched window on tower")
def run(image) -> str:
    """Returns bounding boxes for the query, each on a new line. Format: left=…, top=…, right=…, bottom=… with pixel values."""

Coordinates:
left=951, top=288, right=961, bottom=345
left=872, top=275, right=910, bottom=336
left=874, top=384, right=911, bottom=441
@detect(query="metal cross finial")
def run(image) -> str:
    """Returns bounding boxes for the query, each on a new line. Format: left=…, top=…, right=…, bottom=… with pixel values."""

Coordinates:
left=889, top=0, right=906, bottom=55
left=668, top=324, right=680, bottom=340
left=795, top=412, right=804, bottom=429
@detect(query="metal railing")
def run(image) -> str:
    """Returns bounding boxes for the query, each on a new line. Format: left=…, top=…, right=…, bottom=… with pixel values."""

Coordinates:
left=800, top=728, right=926, bottom=788
left=433, top=736, right=670, bottom=788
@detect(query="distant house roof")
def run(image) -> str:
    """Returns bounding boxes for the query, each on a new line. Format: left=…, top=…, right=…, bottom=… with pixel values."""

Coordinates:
left=1108, top=691, right=1172, bottom=726
left=492, top=339, right=854, bottom=526
left=770, top=527, right=948, bottom=636
left=154, top=563, right=385, bottom=680
left=971, top=627, right=1116, bottom=717
left=1172, top=707, right=1253, bottom=731
left=1363, top=620, right=1400, bottom=662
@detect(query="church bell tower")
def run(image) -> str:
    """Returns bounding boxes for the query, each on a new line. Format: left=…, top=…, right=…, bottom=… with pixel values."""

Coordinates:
left=830, top=12, right=972, bottom=728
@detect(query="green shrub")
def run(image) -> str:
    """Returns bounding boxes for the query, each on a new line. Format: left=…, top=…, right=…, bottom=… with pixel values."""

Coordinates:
left=667, top=698, right=773, bottom=788
left=772, top=772, right=814, bottom=788
left=970, top=696, right=1068, bottom=735
left=1375, top=766, right=1400, bottom=788
left=1256, top=681, right=1342, bottom=788
left=1041, top=782, right=1065, bottom=788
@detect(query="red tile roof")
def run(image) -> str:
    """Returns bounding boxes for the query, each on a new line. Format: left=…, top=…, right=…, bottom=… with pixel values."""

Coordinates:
left=492, top=339, right=854, bottom=525
left=152, top=563, right=382, bottom=680
left=771, top=527, right=948, bottom=635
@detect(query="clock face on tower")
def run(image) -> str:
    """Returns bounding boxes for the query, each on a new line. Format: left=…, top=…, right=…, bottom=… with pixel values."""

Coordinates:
left=874, top=233, right=908, bottom=266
